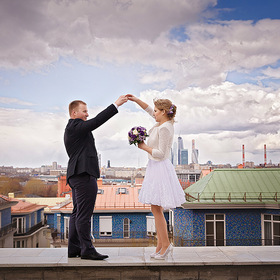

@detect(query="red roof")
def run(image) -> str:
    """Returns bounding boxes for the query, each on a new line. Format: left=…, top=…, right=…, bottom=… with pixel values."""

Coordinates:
left=10, top=198, right=46, bottom=214
left=0, top=195, right=18, bottom=207
left=51, top=184, right=150, bottom=212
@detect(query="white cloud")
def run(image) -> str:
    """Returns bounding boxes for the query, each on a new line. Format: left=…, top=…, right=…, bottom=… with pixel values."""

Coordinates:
left=2, top=81, right=280, bottom=167
left=0, top=0, right=216, bottom=69
left=1, top=1, right=280, bottom=90
left=1, top=0, right=280, bottom=167
left=262, top=67, right=280, bottom=79
left=0, top=97, right=34, bottom=106
left=0, top=107, right=68, bottom=167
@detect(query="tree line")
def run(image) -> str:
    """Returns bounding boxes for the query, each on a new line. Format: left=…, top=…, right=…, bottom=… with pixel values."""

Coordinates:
left=0, top=176, right=58, bottom=197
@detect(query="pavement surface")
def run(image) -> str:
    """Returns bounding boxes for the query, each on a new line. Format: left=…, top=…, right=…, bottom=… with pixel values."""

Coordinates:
left=1, top=246, right=280, bottom=267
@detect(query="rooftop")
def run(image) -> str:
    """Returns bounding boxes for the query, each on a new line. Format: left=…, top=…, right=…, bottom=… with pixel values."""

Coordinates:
left=1, top=246, right=280, bottom=266
left=185, top=168, right=280, bottom=205
left=51, top=185, right=151, bottom=213
left=0, top=247, right=280, bottom=279
left=0, top=195, right=18, bottom=210
left=16, top=197, right=70, bottom=213
left=11, top=199, right=46, bottom=214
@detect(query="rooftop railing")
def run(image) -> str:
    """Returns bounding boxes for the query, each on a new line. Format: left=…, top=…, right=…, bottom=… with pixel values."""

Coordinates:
left=185, top=192, right=279, bottom=203
left=174, top=237, right=280, bottom=247
left=0, top=221, right=17, bottom=238
left=94, top=203, right=151, bottom=209
left=14, top=219, right=47, bottom=237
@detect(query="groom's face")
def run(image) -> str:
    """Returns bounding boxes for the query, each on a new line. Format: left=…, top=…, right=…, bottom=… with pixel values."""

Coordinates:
left=73, top=104, right=89, bottom=121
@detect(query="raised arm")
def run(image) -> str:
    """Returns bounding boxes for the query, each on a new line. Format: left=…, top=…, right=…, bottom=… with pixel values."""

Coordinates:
left=126, top=94, right=149, bottom=110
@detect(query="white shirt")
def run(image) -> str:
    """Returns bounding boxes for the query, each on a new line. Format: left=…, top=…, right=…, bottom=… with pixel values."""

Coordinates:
left=145, top=106, right=174, bottom=161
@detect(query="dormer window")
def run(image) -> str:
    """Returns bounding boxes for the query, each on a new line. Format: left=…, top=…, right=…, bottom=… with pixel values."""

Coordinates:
left=97, top=189, right=104, bottom=194
left=117, top=187, right=128, bottom=194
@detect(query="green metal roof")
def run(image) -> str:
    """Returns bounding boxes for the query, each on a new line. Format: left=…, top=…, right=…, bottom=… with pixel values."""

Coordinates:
left=185, top=168, right=280, bottom=204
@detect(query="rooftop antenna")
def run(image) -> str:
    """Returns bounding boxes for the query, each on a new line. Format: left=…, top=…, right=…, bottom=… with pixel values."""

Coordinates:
left=264, top=144, right=267, bottom=166
left=242, top=144, right=245, bottom=167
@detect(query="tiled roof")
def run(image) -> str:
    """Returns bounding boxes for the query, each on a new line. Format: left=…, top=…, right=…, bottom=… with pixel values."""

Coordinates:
left=16, top=197, right=69, bottom=213
left=0, top=195, right=18, bottom=209
left=51, top=185, right=150, bottom=212
left=185, top=168, right=280, bottom=204
left=11, top=198, right=46, bottom=214
left=0, top=195, right=9, bottom=205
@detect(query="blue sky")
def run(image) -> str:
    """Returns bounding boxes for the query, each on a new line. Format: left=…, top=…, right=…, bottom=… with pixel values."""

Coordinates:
left=215, top=0, right=280, bottom=21
left=1, top=0, right=280, bottom=168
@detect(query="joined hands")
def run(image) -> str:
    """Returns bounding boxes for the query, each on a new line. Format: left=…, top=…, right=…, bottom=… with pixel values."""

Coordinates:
left=115, top=95, right=128, bottom=106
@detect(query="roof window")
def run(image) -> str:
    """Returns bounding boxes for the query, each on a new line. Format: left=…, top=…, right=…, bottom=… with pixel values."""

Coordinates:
left=117, top=187, right=128, bottom=194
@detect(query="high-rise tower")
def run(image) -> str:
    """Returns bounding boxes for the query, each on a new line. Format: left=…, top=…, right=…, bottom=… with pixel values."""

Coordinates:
left=180, top=149, right=188, bottom=165
left=178, top=136, right=184, bottom=165
left=191, top=139, right=199, bottom=164
left=172, top=142, right=178, bottom=166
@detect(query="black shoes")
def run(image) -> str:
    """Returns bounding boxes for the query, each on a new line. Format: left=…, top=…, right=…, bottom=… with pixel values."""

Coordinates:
left=68, top=252, right=81, bottom=258
left=81, top=252, right=109, bottom=260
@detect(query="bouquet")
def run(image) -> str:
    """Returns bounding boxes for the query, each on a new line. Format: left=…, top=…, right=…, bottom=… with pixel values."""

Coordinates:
left=128, top=126, right=149, bottom=145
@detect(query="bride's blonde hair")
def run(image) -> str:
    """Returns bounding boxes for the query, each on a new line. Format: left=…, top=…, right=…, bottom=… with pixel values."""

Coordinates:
left=153, top=98, right=177, bottom=122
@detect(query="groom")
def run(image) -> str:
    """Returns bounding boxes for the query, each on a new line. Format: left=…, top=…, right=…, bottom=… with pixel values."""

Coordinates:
left=64, top=95, right=128, bottom=260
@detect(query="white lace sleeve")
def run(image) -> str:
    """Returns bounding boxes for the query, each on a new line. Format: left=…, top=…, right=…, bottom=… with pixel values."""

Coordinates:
left=145, top=105, right=155, bottom=118
left=151, top=126, right=171, bottom=159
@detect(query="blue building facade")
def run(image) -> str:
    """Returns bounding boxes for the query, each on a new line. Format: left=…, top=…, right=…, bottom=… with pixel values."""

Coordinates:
left=0, top=195, right=18, bottom=248
left=47, top=201, right=170, bottom=245
left=173, top=169, right=280, bottom=247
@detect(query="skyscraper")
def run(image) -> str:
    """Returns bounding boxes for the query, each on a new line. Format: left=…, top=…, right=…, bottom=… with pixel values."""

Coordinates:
left=180, top=149, right=188, bottom=165
left=52, top=161, right=58, bottom=170
left=191, top=139, right=199, bottom=164
left=178, top=136, right=184, bottom=165
left=172, top=142, right=178, bottom=166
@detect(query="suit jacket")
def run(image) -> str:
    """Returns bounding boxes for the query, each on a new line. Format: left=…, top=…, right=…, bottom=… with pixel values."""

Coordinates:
left=64, top=104, right=118, bottom=183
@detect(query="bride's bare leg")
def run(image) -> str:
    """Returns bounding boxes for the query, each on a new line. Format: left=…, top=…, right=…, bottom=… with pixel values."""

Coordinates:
left=151, top=205, right=170, bottom=254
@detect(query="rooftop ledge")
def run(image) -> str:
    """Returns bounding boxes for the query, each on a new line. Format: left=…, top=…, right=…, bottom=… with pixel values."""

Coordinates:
left=0, top=246, right=280, bottom=267
left=1, top=247, right=280, bottom=279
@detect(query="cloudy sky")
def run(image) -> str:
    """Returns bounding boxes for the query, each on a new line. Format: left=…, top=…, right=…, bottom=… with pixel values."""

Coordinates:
left=1, top=0, right=280, bottom=168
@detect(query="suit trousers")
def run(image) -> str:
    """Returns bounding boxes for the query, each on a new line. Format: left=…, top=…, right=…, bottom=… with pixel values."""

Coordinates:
left=68, top=173, right=97, bottom=256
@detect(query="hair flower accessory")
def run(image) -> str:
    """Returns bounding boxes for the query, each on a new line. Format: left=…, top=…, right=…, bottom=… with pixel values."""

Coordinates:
left=168, top=104, right=174, bottom=115
left=128, top=126, right=149, bottom=145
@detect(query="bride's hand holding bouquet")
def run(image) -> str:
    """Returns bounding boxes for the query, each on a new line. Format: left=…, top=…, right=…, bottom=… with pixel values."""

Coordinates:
left=128, top=126, right=149, bottom=146
left=127, top=94, right=153, bottom=154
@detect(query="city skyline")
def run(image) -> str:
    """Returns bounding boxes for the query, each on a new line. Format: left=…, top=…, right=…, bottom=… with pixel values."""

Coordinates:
left=1, top=139, right=273, bottom=170
left=1, top=0, right=280, bottom=168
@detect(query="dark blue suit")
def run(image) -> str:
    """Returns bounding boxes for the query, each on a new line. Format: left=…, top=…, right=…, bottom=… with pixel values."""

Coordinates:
left=64, top=104, right=118, bottom=256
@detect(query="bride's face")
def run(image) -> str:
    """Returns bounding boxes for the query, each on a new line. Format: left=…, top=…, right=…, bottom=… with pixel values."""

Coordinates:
left=154, top=106, right=165, bottom=123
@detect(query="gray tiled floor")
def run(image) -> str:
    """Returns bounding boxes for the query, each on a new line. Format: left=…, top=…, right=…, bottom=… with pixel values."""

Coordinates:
left=0, top=246, right=280, bottom=267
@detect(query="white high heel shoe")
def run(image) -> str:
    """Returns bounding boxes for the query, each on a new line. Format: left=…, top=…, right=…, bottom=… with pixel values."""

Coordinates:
left=150, top=249, right=161, bottom=258
left=154, top=244, right=172, bottom=260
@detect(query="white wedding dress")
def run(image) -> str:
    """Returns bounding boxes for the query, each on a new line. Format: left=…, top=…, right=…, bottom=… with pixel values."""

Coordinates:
left=138, top=106, right=186, bottom=210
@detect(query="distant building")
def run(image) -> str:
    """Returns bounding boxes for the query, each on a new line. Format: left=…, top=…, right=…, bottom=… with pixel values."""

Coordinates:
left=172, top=142, right=178, bottom=166
left=245, top=161, right=254, bottom=168
left=191, top=139, right=199, bottom=164
left=0, top=166, right=15, bottom=176
left=178, top=137, right=184, bottom=165
left=98, top=153, right=101, bottom=168
left=52, top=162, right=58, bottom=170
left=173, top=168, right=280, bottom=247
left=180, top=149, right=188, bottom=165
left=6, top=194, right=49, bottom=248
left=47, top=184, right=169, bottom=247
left=57, top=176, right=103, bottom=198
left=176, top=169, right=201, bottom=185
left=57, top=176, right=72, bottom=198
left=0, top=195, right=18, bottom=248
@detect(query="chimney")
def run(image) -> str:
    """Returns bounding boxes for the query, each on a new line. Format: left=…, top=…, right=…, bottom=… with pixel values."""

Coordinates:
left=264, top=144, right=267, bottom=166
left=242, top=145, right=245, bottom=167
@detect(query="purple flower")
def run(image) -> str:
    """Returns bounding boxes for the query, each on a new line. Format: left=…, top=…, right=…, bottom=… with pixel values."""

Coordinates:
left=128, top=126, right=149, bottom=145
